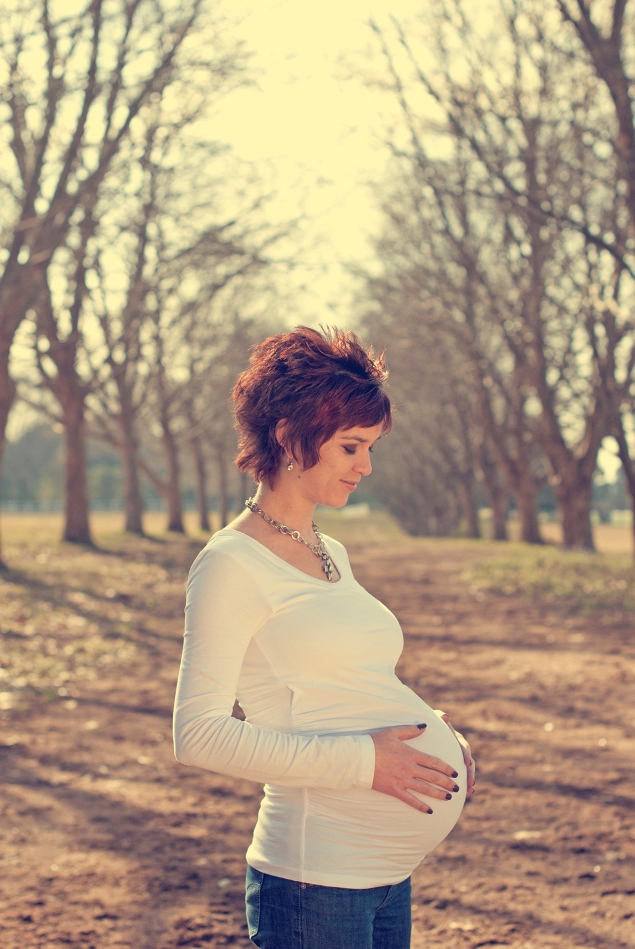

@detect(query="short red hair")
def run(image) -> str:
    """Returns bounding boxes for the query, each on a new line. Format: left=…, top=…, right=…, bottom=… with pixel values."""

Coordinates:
left=233, top=326, right=391, bottom=487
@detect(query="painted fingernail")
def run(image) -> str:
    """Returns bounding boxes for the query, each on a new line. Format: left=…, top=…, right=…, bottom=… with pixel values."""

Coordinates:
left=427, top=808, right=434, bottom=814
left=417, top=723, right=427, bottom=729
left=445, top=793, right=452, bottom=800
left=453, top=784, right=460, bottom=792
left=451, top=771, right=458, bottom=778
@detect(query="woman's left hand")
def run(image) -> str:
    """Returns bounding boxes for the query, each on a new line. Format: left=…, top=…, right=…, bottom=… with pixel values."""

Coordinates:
left=434, top=710, right=476, bottom=795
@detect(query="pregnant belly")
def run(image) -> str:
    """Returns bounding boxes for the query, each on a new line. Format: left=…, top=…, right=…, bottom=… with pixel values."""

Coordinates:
left=320, top=713, right=466, bottom=851
left=259, top=713, right=467, bottom=880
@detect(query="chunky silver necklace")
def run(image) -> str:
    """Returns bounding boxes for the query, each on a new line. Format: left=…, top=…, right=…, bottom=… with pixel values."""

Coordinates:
left=245, top=497, right=335, bottom=581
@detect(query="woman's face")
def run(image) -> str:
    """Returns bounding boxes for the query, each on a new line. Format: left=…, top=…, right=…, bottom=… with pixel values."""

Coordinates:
left=289, top=423, right=385, bottom=508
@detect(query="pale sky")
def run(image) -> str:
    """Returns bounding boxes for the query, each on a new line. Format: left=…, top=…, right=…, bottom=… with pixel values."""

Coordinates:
left=211, top=0, right=422, bottom=319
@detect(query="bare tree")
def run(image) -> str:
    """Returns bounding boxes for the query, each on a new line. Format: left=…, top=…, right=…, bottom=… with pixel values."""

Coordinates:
left=0, top=0, right=247, bottom=553
left=84, top=118, right=173, bottom=536
left=556, top=0, right=635, bottom=552
left=360, top=157, right=546, bottom=543
left=85, top=121, right=289, bottom=537
left=361, top=300, right=472, bottom=537
left=87, top=151, right=257, bottom=533
left=435, top=386, right=483, bottom=540
left=88, top=201, right=154, bottom=535
left=136, top=214, right=281, bottom=533
left=31, top=215, right=97, bottom=543
left=0, top=0, right=252, bottom=543
left=179, top=323, right=242, bottom=532
left=180, top=306, right=271, bottom=530
left=362, top=0, right=635, bottom=548
left=478, top=437, right=510, bottom=542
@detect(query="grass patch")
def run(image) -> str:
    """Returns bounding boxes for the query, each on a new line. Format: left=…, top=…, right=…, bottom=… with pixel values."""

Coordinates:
left=314, top=508, right=408, bottom=545
left=464, top=544, right=635, bottom=613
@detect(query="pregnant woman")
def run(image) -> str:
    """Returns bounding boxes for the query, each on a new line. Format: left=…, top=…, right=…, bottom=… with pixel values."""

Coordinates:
left=173, top=326, right=476, bottom=949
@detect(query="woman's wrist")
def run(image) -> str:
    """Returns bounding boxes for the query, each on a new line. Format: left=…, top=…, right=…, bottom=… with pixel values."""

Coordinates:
left=356, top=733, right=376, bottom=788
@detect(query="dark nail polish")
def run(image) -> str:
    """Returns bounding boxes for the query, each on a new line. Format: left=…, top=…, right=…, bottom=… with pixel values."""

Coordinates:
left=417, top=723, right=427, bottom=729
left=453, top=784, right=460, bottom=792
left=445, top=793, right=452, bottom=800
left=451, top=771, right=458, bottom=778
left=427, top=808, right=433, bottom=814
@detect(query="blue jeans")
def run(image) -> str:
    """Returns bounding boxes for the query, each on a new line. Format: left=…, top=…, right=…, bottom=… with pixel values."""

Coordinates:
left=245, top=865, right=412, bottom=949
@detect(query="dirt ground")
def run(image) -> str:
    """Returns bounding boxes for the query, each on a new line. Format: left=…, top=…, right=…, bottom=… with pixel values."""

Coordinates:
left=0, top=517, right=633, bottom=949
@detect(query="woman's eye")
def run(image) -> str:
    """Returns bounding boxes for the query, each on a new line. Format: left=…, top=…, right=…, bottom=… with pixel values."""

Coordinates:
left=343, top=445, right=374, bottom=455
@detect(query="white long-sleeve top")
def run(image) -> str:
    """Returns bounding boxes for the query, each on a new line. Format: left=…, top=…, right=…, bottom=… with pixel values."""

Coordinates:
left=173, top=528, right=466, bottom=888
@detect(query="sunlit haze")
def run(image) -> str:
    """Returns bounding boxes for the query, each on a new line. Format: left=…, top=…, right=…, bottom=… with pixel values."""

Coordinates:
left=211, top=0, right=423, bottom=319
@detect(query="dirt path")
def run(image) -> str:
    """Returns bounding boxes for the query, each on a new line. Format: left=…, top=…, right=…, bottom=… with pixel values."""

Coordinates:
left=0, top=533, right=633, bottom=949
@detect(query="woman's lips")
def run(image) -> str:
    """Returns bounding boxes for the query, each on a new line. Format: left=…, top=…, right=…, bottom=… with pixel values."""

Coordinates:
left=341, top=480, right=357, bottom=491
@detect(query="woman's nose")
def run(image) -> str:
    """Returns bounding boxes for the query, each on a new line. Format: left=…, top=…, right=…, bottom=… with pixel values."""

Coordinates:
left=354, top=453, right=372, bottom=476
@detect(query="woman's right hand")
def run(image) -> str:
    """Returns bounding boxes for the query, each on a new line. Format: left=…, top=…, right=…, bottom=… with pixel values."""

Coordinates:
left=370, top=724, right=460, bottom=814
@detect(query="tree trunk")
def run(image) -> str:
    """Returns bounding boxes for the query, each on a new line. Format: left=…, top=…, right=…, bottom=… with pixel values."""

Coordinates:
left=62, top=392, right=93, bottom=545
left=514, top=477, right=543, bottom=545
left=217, top=446, right=229, bottom=528
left=0, top=338, right=15, bottom=569
left=0, top=256, right=43, bottom=567
left=0, top=441, right=7, bottom=570
left=0, top=437, right=8, bottom=570
left=120, top=416, right=144, bottom=535
left=162, top=424, right=184, bottom=533
left=191, top=435, right=210, bottom=532
left=471, top=368, right=540, bottom=543
left=479, top=446, right=508, bottom=541
left=553, top=476, right=595, bottom=551
left=456, top=473, right=480, bottom=539
left=490, top=491, right=508, bottom=542
left=614, top=420, right=635, bottom=562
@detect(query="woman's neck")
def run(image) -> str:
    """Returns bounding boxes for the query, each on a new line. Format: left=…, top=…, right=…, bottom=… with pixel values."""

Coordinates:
left=251, top=483, right=316, bottom=539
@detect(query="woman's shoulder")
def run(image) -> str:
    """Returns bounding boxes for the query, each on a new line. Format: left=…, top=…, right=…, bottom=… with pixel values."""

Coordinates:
left=206, top=527, right=252, bottom=551
left=189, top=529, right=260, bottom=576
left=185, top=533, right=273, bottom=624
left=187, top=531, right=273, bottom=604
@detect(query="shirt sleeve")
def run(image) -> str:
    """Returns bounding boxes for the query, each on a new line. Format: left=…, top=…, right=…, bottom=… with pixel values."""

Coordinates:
left=173, top=545, right=376, bottom=789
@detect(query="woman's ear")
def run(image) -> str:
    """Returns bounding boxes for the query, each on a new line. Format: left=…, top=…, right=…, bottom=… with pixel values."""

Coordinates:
left=275, top=419, right=293, bottom=459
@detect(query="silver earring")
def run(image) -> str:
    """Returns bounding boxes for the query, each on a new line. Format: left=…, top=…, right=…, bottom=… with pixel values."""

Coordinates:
left=286, top=458, right=294, bottom=471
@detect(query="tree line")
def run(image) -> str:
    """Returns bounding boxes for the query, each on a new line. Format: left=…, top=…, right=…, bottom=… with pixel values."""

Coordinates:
left=356, top=0, right=635, bottom=553
left=0, top=0, right=291, bottom=567
left=2, top=0, right=634, bottom=564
